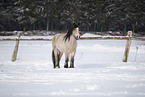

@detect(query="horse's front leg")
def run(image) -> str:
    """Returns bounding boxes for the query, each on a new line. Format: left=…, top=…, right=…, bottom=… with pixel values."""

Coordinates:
left=70, top=51, right=76, bottom=68
left=64, top=53, right=69, bottom=68
left=58, top=51, right=63, bottom=62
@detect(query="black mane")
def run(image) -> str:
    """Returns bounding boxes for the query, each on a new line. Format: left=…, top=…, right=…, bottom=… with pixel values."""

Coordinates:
left=64, top=24, right=79, bottom=41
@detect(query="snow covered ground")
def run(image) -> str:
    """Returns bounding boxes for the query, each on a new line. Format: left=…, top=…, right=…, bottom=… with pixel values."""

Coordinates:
left=0, top=32, right=145, bottom=40
left=0, top=40, right=145, bottom=97
left=0, top=36, right=53, bottom=40
left=1, top=33, right=145, bottom=41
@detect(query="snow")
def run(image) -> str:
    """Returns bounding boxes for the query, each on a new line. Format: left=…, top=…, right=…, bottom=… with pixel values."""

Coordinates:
left=0, top=36, right=18, bottom=39
left=0, top=36, right=53, bottom=40
left=20, top=36, right=53, bottom=39
left=0, top=34, right=127, bottom=40
left=0, top=32, right=145, bottom=40
left=81, top=33, right=102, bottom=37
left=137, top=37, right=145, bottom=39
left=0, top=40, right=145, bottom=97
left=81, top=33, right=129, bottom=38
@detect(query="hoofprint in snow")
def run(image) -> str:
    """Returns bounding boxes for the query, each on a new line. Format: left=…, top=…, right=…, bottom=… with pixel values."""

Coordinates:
left=0, top=40, right=145, bottom=97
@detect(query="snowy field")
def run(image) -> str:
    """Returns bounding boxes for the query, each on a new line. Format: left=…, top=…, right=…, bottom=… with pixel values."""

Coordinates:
left=0, top=36, right=53, bottom=40
left=0, top=39, right=145, bottom=97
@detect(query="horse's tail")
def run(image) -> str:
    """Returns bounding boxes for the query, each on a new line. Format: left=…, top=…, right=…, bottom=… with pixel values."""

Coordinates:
left=52, top=50, right=55, bottom=68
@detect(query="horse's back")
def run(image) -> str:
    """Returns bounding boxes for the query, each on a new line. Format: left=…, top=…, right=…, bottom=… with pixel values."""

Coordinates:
left=52, top=34, right=64, bottom=43
left=52, top=34, right=64, bottom=47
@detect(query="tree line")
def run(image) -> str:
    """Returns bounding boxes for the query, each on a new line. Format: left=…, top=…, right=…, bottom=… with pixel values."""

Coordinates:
left=0, top=0, right=145, bottom=34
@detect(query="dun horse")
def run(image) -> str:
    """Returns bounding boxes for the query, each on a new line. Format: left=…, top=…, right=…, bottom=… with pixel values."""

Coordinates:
left=52, top=23, right=80, bottom=68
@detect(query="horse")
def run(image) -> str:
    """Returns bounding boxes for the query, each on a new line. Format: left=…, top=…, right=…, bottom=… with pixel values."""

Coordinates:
left=52, top=23, right=80, bottom=68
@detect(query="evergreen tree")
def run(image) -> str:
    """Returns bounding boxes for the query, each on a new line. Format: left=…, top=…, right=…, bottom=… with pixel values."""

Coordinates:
left=106, top=0, right=129, bottom=34
left=59, top=0, right=83, bottom=30
left=127, top=0, right=145, bottom=33
left=13, top=0, right=40, bottom=31
left=0, top=0, right=145, bottom=33
left=0, top=0, right=16, bottom=31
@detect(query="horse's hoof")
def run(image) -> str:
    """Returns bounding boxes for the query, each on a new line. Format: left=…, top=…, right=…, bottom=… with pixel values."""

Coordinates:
left=69, top=66, right=74, bottom=68
left=55, top=66, right=60, bottom=69
left=64, top=65, right=68, bottom=68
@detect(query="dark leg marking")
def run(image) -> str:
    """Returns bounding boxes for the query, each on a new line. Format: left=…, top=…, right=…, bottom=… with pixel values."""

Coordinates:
left=64, top=53, right=69, bottom=68
left=53, top=49, right=60, bottom=68
left=58, top=52, right=63, bottom=62
left=57, top=51, right=60, bottom=68
left=70, top=52, right=75, bottom=68
left=52, top=50, right=55, bottom=68
left=64, top=58, right=69, bottom=68
left=70, top=58, right=74, bottom=68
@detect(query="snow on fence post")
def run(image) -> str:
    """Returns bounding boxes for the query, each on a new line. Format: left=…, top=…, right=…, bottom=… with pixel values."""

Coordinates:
left=122, top=31, right=132, bottom=62
left=12, top=32, right=21, bottom=62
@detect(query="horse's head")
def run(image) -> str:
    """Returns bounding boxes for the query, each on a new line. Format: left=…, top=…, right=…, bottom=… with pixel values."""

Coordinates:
left=73, top=23, right=80, bottom=39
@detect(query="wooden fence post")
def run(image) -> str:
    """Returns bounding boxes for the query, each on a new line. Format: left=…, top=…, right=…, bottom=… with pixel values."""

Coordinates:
left=122, top=31, right=132, bottom=62
left=12, top=32, right=21, bottom=62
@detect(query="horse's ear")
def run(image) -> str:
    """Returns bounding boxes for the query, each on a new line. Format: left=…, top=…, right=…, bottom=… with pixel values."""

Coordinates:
left=73, top=23, right=76, bottom=27
left=78, top=23, right=80, bottom=26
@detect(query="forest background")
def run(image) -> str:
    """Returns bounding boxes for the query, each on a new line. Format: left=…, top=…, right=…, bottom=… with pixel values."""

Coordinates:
left=0, top=0, right=145, bottom=35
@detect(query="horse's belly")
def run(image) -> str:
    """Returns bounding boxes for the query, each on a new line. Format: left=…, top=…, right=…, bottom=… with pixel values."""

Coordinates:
left=56, top=41, right=77, bottom=53
left=57, top=44, right=77, bottom=53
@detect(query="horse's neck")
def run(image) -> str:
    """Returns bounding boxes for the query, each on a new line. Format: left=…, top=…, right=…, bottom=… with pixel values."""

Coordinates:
left=64, top=34, right=75, bottom=43
left=70, top=34, right=76, bottom=40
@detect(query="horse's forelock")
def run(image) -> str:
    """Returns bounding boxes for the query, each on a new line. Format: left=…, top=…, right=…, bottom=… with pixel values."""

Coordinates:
left=74, top=25, right=79, bottom=28
left=73, top=23, right=79, bottom=28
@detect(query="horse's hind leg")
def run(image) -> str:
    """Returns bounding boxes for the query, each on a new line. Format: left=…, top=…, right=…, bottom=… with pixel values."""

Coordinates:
left=64, top=53, right=69, bottom=68
left=52, top=50, right=55, bottom=68
left=53, top=49, right=60, bottom=68
left=70, top=51, right=76, bottom=68
left=57, top=51, right=63, bottom=68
